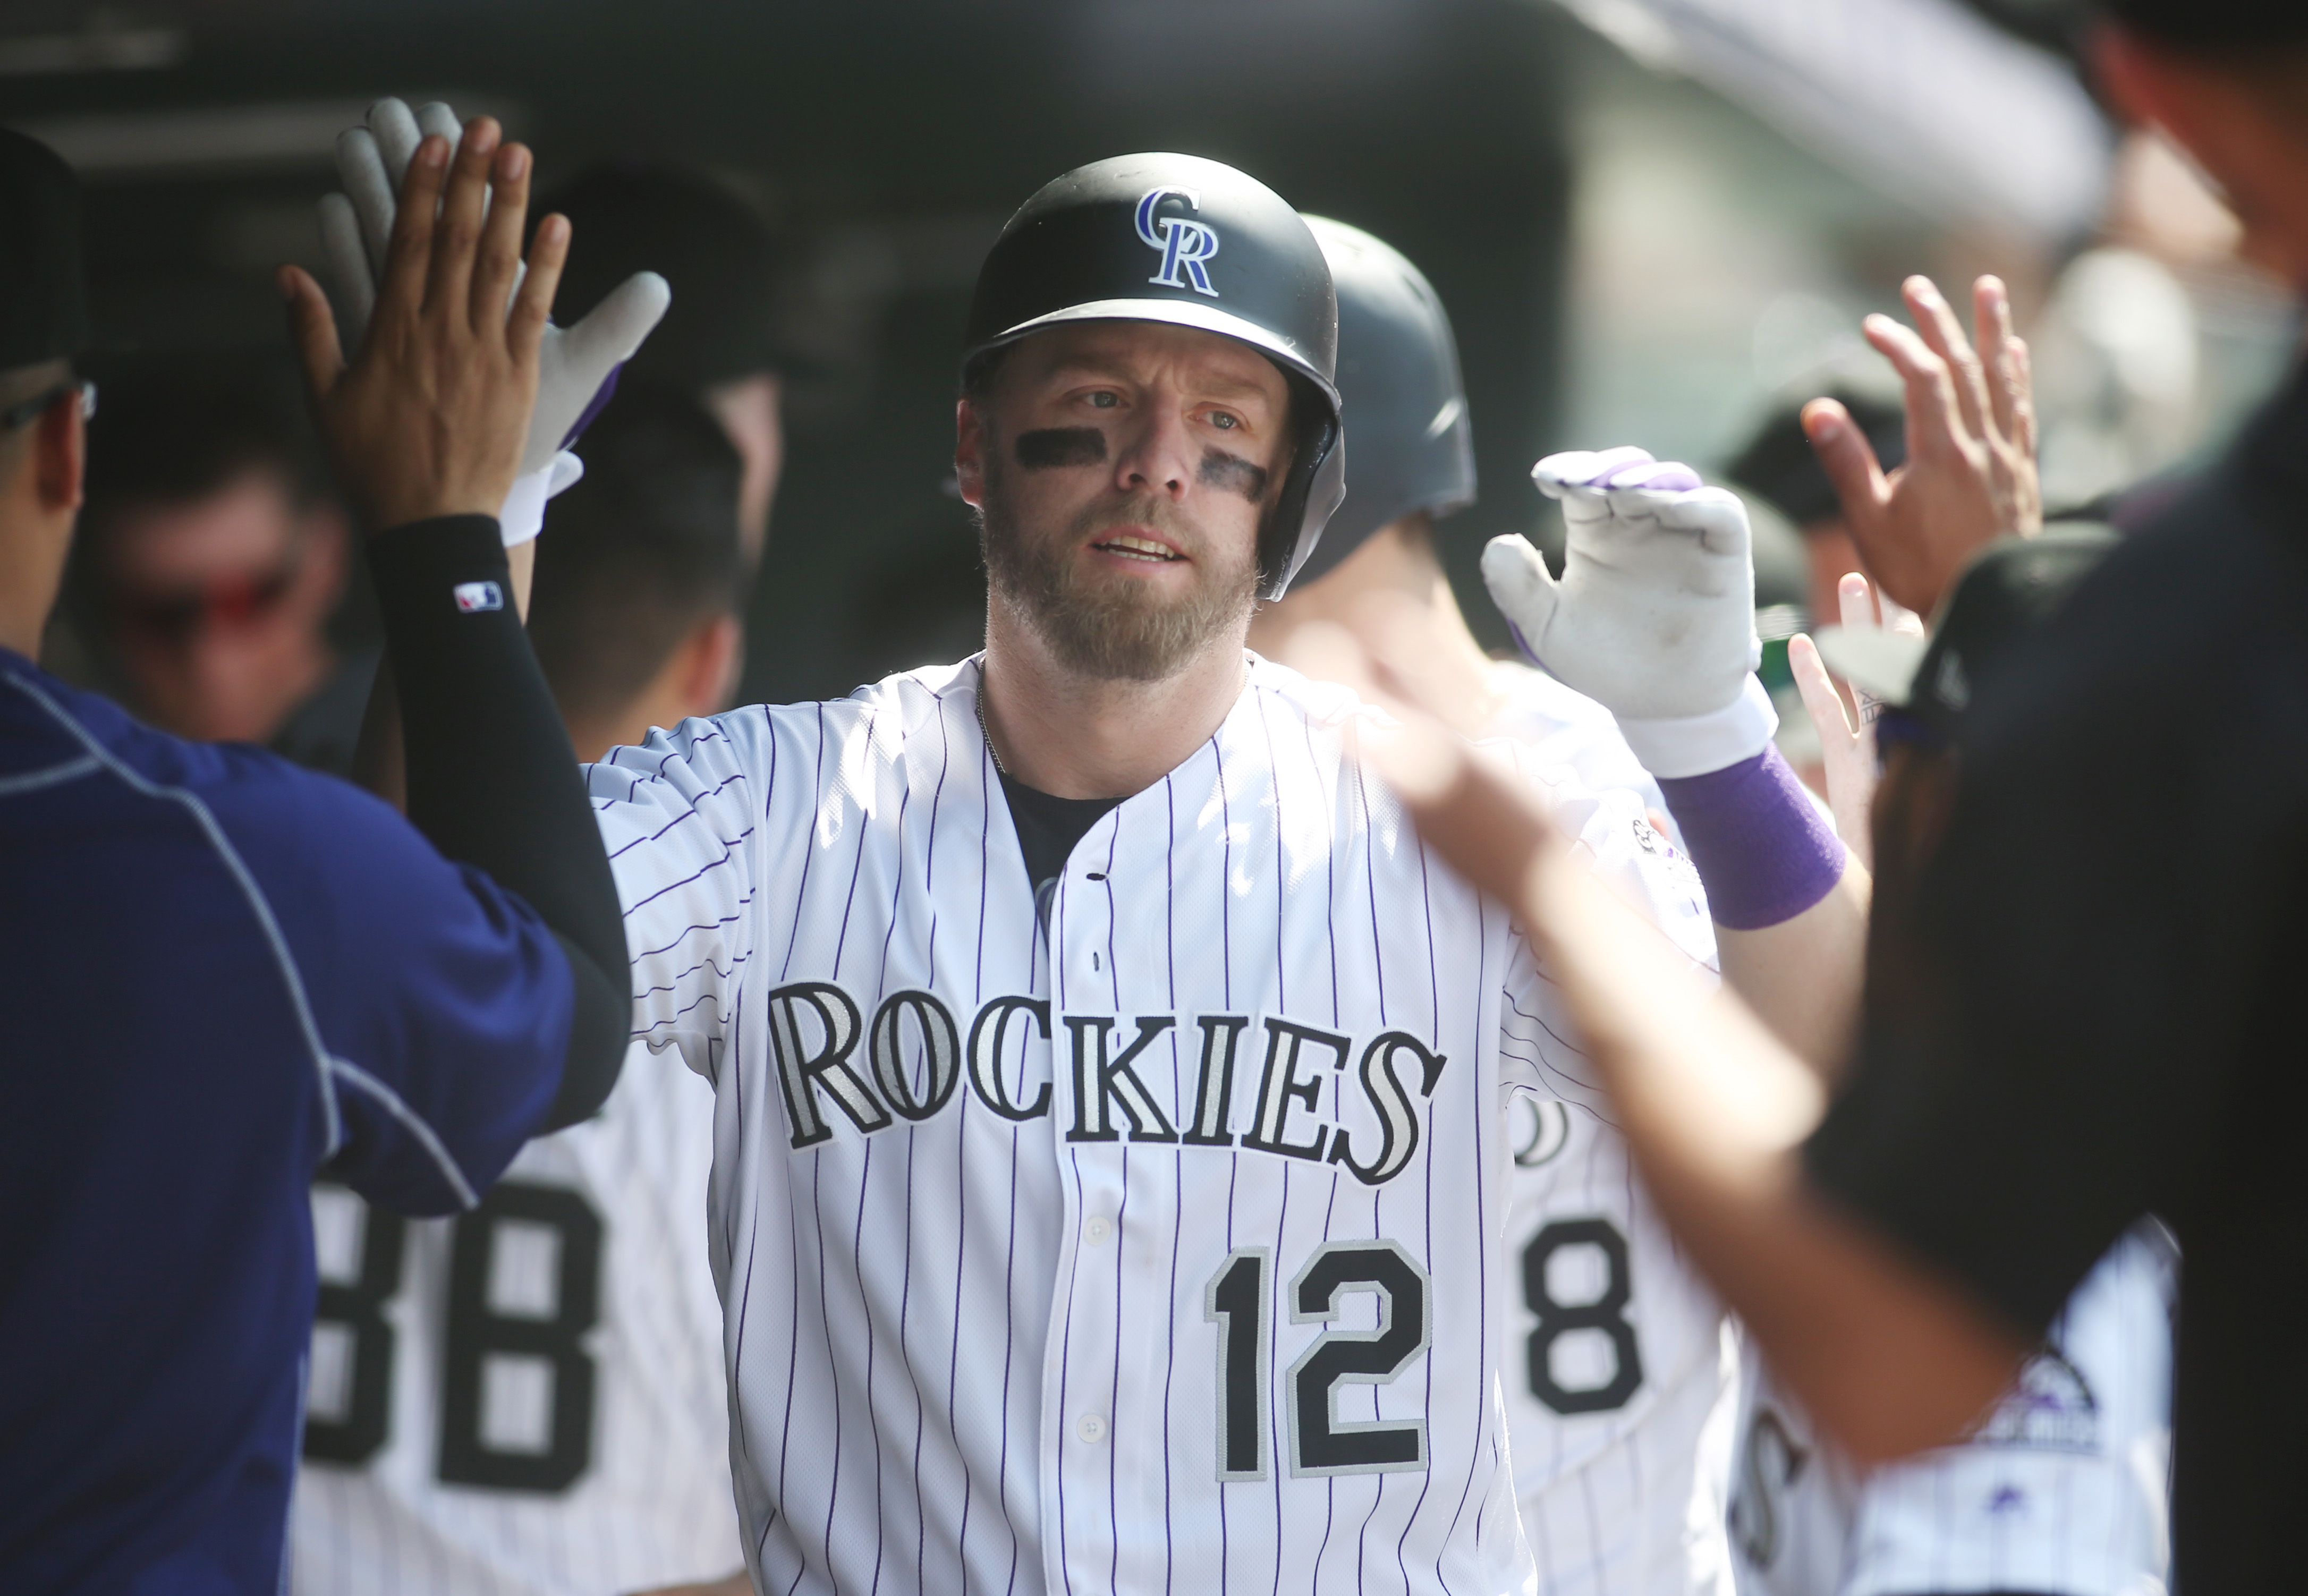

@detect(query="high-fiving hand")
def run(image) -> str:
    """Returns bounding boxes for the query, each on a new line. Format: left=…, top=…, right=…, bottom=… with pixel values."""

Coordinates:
left=278, top=117, right=564, bottom=532
left=1788, top=573, right=1922, bottom=872
left=1803, top=275, right=2040, bottom=616
left=317, top=98, right=669, bottom=541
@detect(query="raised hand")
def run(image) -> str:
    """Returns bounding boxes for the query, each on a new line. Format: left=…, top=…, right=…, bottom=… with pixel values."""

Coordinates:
left=1804, top=275, right=2041, bottom=616
left=1484, top=448, right=1759, bottom=725
left=318, top=98, right=669, bottom=537
left=280, top=118, right=567, bottom=531
left=1788, top=573, right=1924, bottom=871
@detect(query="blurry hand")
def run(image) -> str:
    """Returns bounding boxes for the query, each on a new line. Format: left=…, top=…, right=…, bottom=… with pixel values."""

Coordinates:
left=281, top=118, right=565, bottom=531
left=1484, top=449, right=1760, bottom=724
left=318, top=98, right=669, bottom=539
left=1805, top=275, right=2040, bottom=616
left=1788, top=573, right=1923, bottom=872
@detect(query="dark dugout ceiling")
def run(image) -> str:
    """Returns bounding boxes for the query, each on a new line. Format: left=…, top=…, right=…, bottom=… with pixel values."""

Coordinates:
left=5, top=0, right=1573, bottom=698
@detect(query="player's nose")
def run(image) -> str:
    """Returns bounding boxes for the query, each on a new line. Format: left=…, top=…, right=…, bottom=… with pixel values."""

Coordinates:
left=1111, top=405, right=1194, bottom=501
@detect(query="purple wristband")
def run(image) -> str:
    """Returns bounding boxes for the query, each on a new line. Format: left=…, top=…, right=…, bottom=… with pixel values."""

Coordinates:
left=1654, top=744, right=1846, bottom=930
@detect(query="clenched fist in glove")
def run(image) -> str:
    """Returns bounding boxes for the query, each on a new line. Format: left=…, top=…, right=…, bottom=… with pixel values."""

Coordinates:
left=317, top=98, right=670, bottom=545
left=1483, top=447, right=1776, bottom=777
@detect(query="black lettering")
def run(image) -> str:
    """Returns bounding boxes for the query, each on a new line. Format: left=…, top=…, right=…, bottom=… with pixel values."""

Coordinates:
left=869, top=989, right=962, bottom=1122
left=1241, top=1018, right=1345, bottom=1161
left=303, top=1184, right=405, bottom=1465
left=966, top=995, right=1052, bottom=1121
left=1329, top=1032, right=1445, bottom=1186
left=767, top=981, right=888, bottom=1148
left=1183, top=1014, right=1249, bottom=1146
left=1064, top=1014, right=1180, bottom=1143
left=438, top=1184, right=604, bottom=1492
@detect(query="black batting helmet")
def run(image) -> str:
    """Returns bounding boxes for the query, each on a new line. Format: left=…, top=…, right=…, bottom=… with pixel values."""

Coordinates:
left=1289, top=217, right=1477, bottom=588
left=961, top=152, right=1345, bottom=600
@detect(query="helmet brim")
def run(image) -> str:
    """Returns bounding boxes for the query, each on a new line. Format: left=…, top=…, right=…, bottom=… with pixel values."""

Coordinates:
left=970, top=298, right=1343, bottom=415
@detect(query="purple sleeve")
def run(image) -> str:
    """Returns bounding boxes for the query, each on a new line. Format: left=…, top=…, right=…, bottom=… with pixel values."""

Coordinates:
left=1654, top=744, right=1846, bottom=930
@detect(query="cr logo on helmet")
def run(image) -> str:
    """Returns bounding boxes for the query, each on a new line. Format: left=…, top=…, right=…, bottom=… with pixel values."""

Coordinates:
left=1135, top=187, right=1221, bottom=298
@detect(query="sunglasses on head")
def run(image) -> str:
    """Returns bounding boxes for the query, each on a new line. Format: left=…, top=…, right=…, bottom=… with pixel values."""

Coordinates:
left=1, top=380, right=97, bottom=433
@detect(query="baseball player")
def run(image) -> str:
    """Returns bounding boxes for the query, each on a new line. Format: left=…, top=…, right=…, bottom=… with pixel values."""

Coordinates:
left=292, top=396, right=753, bottom=1596
left=1, top=117, right=635, bottom=1593
left=577, top=152, right=1711, bottom=1595
left=1247, top=217, right=1734, bottom=1596
left=1478, top=277, right=2175, bottom=1596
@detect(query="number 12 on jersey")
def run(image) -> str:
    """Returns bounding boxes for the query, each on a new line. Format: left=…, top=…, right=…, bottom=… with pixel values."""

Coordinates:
left=1204, top=1240, right=1431, bottom=1481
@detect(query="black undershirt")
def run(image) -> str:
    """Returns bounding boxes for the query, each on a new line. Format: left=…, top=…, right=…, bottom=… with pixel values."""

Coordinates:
left=996, top=768, right=1120, bottom=921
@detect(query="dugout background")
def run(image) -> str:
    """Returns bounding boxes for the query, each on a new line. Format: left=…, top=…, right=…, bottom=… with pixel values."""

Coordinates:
left=6, top=0, right=1575, bottom=705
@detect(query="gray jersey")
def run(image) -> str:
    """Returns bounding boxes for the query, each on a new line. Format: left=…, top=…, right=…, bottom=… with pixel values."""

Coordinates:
left=583, top=655, right=1711, bottom=1595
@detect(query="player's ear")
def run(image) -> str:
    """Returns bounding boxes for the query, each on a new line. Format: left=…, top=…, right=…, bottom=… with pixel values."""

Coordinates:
left=32, top=383, right=86, bottom=514
left=955, top=397, right=989, bottom=510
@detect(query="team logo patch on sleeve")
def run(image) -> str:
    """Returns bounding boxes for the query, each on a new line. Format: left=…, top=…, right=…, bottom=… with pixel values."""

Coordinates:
left=453, top=580, right=505, bottom=613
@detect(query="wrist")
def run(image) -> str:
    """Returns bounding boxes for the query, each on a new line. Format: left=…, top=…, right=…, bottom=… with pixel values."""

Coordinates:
left=1654, top=744, right=1845, bottom=930
left=1614, top=675, right=1778, bottom=780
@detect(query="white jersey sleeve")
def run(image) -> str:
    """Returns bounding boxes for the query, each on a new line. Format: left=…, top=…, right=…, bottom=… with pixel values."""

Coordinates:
left=293, top=1042, right=740, bottom=1596
left=587, top=712, right=770, bottom=1085
left=1486, top=660, right=1736, bottom=1596
left=1730, top=1223, right=2176, bottom=1596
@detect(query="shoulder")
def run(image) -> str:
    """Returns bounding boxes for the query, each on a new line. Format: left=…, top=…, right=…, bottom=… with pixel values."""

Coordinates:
left=2, top=659, right=432, bottom=875
left=1241, top=652, right=1391, bottom=734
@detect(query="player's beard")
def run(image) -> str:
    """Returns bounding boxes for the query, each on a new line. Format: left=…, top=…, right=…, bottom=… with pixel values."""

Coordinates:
left=977, top=455, right=1261, bottom=683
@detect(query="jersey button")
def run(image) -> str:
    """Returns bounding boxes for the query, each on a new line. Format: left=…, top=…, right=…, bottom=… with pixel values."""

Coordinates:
left=1084, top=1216, right=1112, bottom=1246
left=1077, top=1412, right=1108, bottom=1444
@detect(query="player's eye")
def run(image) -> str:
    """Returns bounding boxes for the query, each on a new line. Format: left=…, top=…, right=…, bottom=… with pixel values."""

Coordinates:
left=1087, top=391, right=1119, bottom=409
left=1207, top=410, right=1240, bottom=431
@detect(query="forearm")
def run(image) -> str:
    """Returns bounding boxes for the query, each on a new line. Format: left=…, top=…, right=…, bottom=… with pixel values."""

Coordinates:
left=1523, top=846, right=2025, bottom=1464
left=368, top=514, right=626, bottom=1130
left=350, top=537, right=537, bottom=813
left=1714, top=863, right=1870, bottom=1079
left=1652, top=739, right=1870, bottom=1076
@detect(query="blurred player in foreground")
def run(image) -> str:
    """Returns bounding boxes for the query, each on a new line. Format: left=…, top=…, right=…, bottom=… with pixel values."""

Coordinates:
left=292, top=393, right=751, bottom=1596
left=0, top=118, right=630, bottom=1593
left=1316, top=3, right=2308, bottom=1585
left=1728, top=536, right=2175, bottom=1596
left=1249, top=217, right=1735, bottom=1596
left=1474, top=254, right=2178, bottom=1596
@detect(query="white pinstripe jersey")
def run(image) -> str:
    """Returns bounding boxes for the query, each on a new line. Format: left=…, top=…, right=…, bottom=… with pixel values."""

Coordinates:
left=1729, top=1222, right=2175, bottom=1596
left=290, top=1042, right=741, bottom=1596
left=1487, top=663, right=1737, bottom=1596
left=582, top=653, right=1709, bottom=1596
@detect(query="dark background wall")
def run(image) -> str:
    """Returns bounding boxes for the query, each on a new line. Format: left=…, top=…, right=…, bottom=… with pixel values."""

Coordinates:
left=8, top=0, right=1576, bottom=703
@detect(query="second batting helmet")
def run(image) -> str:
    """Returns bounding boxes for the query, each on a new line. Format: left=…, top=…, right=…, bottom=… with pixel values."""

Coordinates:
left=961, top=153, right=1344, bottom=600
left=1289, top=217, right=1477, bottom=588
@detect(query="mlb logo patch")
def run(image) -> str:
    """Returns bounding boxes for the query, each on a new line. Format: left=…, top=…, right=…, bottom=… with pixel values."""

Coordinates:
left=453, top=581, right=504, bottom=614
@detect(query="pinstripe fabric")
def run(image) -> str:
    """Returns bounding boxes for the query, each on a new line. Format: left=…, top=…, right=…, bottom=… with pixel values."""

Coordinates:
left=290, top=1042, right=740, bottom=1595
left=1730, top=1225, right=2175, bottom=1596
left=583, top=656, right=1700, bottom=1596
left=1486, top=662, right=1736, bottom=1596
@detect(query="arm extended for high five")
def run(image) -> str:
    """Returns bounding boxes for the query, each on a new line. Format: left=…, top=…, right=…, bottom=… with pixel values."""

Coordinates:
left=281, top=117, right=628, bottom=1131
left=1308, top=652, right=2028, bottom=1465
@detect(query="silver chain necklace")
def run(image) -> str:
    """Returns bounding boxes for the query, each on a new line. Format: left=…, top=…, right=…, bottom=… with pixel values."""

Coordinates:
left=975, top=677, right=1008, bottom=777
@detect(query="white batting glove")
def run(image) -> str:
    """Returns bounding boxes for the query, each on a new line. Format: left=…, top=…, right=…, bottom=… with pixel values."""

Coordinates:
left=317, top=98, right=670, bottom=545
left=1484, top=447, right=1776, bottom=778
